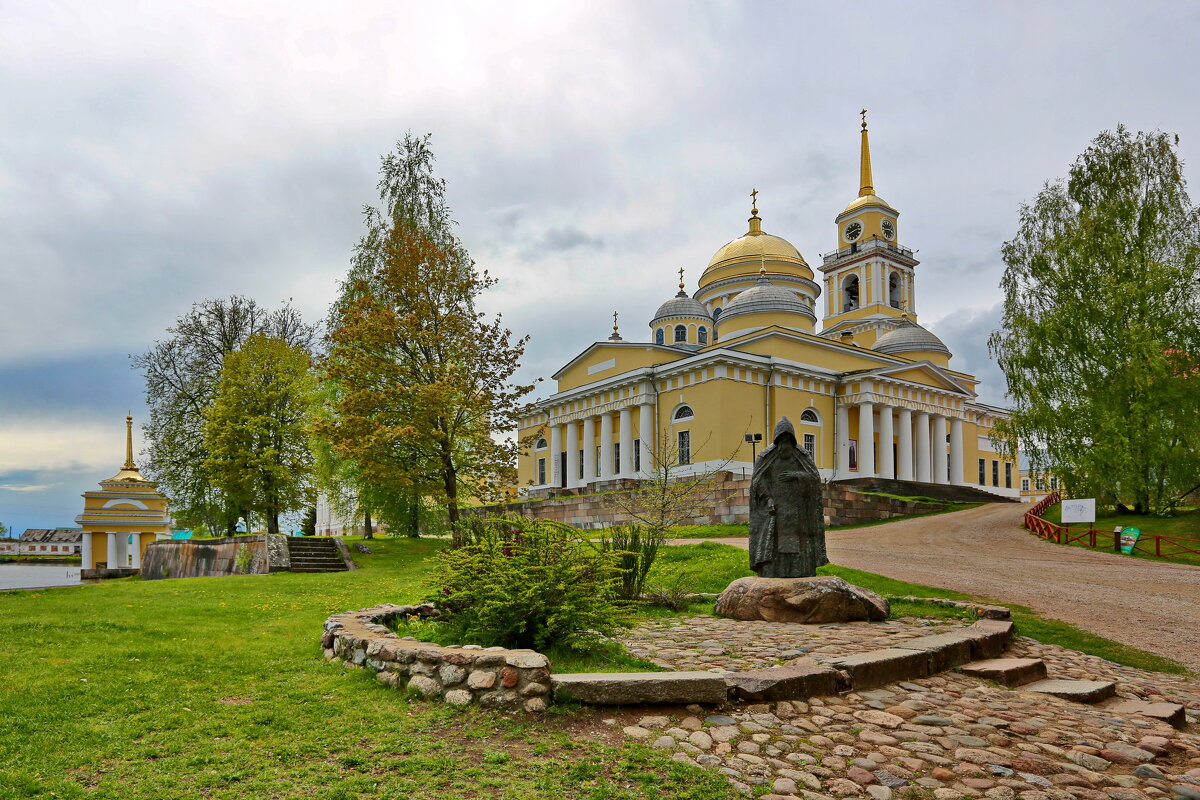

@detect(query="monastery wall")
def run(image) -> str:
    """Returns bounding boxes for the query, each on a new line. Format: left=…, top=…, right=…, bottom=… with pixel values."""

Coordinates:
left=463, top=474, right=949, bottom=530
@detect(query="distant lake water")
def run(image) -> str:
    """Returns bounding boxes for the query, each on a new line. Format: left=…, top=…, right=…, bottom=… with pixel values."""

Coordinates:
left=0, top=564, right=87, bottom=591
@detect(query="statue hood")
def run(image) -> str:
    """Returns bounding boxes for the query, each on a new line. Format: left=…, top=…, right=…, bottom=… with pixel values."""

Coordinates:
left=773, top=416, right=796, bottom=446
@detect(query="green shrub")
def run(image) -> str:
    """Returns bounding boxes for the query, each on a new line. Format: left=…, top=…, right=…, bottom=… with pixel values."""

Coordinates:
left=425, top=516, right=632, bottom=651
left=598, top=523, right=664, bottom=602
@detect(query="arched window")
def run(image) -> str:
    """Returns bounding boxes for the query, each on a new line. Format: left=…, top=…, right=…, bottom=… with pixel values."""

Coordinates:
left=655, top=328, right=664, bottom=345
left=800, top=409, right=819, bottom=424
left=698, top=326, right=708, bottom=345
left=673, top=405, right=694, bottom=421
left=534, top=438, right=547, bottom=450
left=712, top=306, right=722, bottom=322
left=889, top=271, right=902, bottom=309
left=673, top=324, right=687, bottom=343
left=842, top=275, right=860, bottom=312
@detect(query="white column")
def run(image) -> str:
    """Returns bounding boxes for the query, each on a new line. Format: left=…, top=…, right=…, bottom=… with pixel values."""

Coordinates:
left=618, top=407, right=634, bottom=478
left=638, top=403, right=654, bottom=478
left=950, top=417, right=965, bottom=485
left=857, top=401, right=875, bottom=478
left=582, top=417, right=596, bottom=486
left=932, top=415, right=949, bottom=484
left=897, top=408, right=913, bottom=480
left=836, top=403, right=851, bottom=477
left=600, top=413, right=614, bottom=480
left=130, top=534, right=141, bottom=569
left=914, top=412, right=931, bottom=483
left=565, top=421, right=579, bottom=489
left=82, top=533, right=93, bottom=570
left=877, top=405, right=894, bottom=479
left=550, top=424, right=563, bottom=487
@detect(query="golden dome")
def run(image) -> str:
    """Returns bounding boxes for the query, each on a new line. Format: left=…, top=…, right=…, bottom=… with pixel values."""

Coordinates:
left=700, top=213, right=812, bottom=289
left=842, top=193, right=894, bottom=214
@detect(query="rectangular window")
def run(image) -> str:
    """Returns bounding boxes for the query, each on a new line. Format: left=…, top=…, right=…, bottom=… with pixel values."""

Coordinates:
left=1036, top=477, right=1045, bottom=491
left=633, top=438, right=641, bottom=473
left=1021, top=478, right=1030, bottom=492
left=1005, top=462, right=1012, bottom=489
left=992, top=460, right=999, bottom=487
left=578, top=449, right=584, bottom=481
left=678, top=430, right=691, bottom=465
left=978, top=458, right=986, bottom=485
left=537, top=458, right=546, bottom=485
left=848, top=439, right=858, bottom=470
left=1050, top=476, right=1058, bottom=490
left=613, top=443, right=620, bottom=474
left=595, top=446, right=602, bottom=477
left=803, top=433, right=816, bottom=458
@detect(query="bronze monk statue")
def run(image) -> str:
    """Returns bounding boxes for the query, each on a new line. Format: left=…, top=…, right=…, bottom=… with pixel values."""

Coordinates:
left=748, top=417, right=828, bottom=578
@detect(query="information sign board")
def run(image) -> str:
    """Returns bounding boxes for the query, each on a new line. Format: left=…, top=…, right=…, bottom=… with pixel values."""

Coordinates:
left=1060, top=498, right=1096, bottom=524
left=1118, top=527, right=1142, bottom=555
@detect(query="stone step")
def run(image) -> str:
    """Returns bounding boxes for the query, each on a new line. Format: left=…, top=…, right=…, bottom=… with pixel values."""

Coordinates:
left=551, top=671, right=728, bottom=705
left=1099, top=698, right=1188, bottom=728
left=290, top=565, right=348, bottom=573
left=959, top=657, right=1048, bottom=687
left=1019, top=678, right=1117, bottom=704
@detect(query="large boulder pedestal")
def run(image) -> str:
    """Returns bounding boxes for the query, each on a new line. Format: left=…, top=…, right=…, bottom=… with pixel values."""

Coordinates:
left=715, top=575, right=889, bottom=624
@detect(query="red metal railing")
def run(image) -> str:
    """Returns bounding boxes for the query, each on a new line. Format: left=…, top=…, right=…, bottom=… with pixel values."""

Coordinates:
left=1023, top=492, right=1200, bottom=559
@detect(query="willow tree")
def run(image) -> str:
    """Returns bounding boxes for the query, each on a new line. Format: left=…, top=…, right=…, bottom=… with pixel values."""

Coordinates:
left=320, top=134, right=534, bottom=527
left=989, top=126, right=1200, bottom=514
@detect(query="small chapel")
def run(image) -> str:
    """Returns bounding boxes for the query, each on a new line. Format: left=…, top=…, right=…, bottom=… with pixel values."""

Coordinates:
left=516, top=114, right=1017, bottom=498
left=76, top=415, right=172, bottom=573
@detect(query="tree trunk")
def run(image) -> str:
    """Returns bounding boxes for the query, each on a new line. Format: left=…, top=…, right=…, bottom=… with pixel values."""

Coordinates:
left=266, top=511, right=279, bottom=535
left=364, top=509, right=374, bottom=540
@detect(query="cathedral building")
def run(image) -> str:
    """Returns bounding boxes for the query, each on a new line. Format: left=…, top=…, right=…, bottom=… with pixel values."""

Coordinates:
left=516, top=116, right=1016, bottom=499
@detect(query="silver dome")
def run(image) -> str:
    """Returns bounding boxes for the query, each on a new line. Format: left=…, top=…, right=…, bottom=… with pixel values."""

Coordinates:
left=873, top=321, right=951, bottom=356
left=651, top=291, right=713, bottom=325
left=718, top=277, right=814, bottom=322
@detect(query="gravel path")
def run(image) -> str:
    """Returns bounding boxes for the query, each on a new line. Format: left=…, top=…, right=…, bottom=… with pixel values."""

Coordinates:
left=670, top=503, right=1200, bottom=671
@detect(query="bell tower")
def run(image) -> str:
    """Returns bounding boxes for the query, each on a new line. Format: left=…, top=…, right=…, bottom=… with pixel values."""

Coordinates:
left=820, top=111, right=920, bottom=345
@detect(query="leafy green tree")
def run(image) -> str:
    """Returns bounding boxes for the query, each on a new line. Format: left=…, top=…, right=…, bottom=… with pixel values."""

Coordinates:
left=320, top=134, right=535, bottom=527
left=989, top=126, right=1200, bottom=514
left=203, top=333, right=319, bottom=534
left=134, top=296, right=318, bottom=534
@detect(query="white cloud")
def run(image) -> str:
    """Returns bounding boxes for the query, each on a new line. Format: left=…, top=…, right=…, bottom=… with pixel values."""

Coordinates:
left=0, top=483, right=57, bottom=493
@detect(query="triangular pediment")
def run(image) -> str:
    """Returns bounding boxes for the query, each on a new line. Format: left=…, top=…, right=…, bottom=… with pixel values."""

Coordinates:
left=851, top=362, right=975, bottom=396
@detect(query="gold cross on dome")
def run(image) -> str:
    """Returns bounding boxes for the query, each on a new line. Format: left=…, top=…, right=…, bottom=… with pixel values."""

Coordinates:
left=612, top=311, right=619, bottom=331
left=860, top=108, right=868, bottom=129
left=750, top=188, right=758, bottom=210
left=678, top=267, right=685, bottom=288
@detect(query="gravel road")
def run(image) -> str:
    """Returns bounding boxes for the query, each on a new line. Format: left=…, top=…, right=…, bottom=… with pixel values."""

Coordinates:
left=672, top=502, right=1200, bottom=671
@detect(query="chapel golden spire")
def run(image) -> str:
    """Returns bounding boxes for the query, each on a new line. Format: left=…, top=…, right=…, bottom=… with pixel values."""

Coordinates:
left=748, top=188, right=763, bottom=235
left=859, top=109, right=874, bottom=198
left=124, top=414, right=136, bottom=470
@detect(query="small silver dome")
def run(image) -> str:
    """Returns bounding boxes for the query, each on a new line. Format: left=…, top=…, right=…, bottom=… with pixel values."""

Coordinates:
left=873, top=320, right=951, bottom=356
left=651, top=291, right=713, bottom=325
left=718, top=277, right=814, bottom=322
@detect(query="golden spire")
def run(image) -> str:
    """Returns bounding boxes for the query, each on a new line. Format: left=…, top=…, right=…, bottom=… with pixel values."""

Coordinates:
left=748, top=188, right=763, bottom=235
left=859, top=109, right=874, bottom=197
left=124, top=414, right=135, bottom=470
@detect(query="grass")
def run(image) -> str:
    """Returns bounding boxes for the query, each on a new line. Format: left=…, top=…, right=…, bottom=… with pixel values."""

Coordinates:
left=0, top=536, right=738, bottom=800
left=1037, top=503, right=1200, bottom=566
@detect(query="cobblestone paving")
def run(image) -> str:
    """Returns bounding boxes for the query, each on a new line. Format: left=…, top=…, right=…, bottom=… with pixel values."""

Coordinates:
left=621, top=615, right=977, bottom=672
left=612, top=621, right=1200, bottom=800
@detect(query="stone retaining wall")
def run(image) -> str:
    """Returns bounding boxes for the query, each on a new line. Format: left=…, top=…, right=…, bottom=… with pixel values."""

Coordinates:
left=464, top=475, right=948, bottom=529
left=141, top=534, right=291, bottom=580
left=322, top=604, right=552, bottom=712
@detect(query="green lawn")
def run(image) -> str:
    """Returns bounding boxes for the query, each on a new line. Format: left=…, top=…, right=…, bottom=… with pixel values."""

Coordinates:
left=1038, top=503, right=1200, bottom=566
left=0, top=537, right=736, bottom=800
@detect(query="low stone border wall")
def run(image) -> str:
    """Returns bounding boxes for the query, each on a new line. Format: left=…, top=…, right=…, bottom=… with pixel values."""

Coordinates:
left=325, top=604, right=1014, bottom=712
left=322, top=604, right=552, bottom=712
left=892, top=595, right=1012, bottom=620
left=142, top=534, right=291, bottom=580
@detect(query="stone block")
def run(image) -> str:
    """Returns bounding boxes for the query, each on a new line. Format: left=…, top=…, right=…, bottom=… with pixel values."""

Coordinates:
left=823, top=648, right=930, bottom=690
left=551, top=671, right=729, bottom=705
left=1020, top=679, right=1116, bottom=704
left=716, top=576, right=889, bottom=624
left=955, top=620, right=1014, bottom=659
left=725, top=664, right=840, bottom=701
left=892, top=633, right=975, bottom=672
left=958, top=658, right=1047, bottom=687
left=1103, top=699, right=1187, bottom=728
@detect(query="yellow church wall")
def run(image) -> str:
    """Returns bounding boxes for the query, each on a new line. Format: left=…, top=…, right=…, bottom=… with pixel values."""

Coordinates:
left=717, top=310, right=815, bottom=338
left=555, top=346, right=679, bottom=393
left=727, top=333, right=891, bottom=374
left=836, top=207, right=898, bottom=248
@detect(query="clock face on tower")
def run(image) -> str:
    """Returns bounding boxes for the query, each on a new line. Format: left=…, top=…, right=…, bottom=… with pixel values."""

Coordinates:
left=881, top=219, right=895, bottom=240
left=844, top=221, right=863, bottom=242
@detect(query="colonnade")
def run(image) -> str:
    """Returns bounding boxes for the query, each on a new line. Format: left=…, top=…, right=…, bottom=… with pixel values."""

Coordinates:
left=82, top=532, right=144, bottom=570
left=539, top=402, right=656, bottom=489
left=839, top=401, right=966, bottom=485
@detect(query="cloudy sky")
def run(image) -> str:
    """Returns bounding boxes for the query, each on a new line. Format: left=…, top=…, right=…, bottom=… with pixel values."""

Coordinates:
left=1, top=1, right=1197, bottom=533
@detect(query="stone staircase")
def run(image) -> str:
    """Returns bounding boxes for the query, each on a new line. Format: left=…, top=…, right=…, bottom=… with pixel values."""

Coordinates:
left=959, top=657, right=1187, bottom=727
left=286, top=537, right=350, bottom=573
